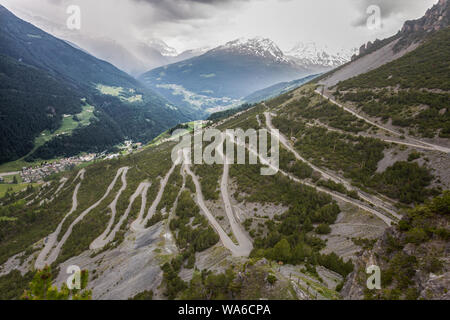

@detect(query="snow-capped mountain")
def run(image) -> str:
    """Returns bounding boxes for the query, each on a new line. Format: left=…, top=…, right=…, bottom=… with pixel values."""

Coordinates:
left=139, top=37, right=309, bottom=113
left=176, top=47, right=211, bottom=61
left=146, top=39, right=179, bottom=57
left=286, top=42, right=357, bottom=70
left=207, top=38, right=354, bottom=71
left=210, top=37, right=291, bottom=64
left=0, top=6, right=207, bottom=76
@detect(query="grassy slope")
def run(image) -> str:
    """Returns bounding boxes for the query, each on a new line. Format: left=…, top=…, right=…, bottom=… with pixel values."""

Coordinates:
left=335, top=28, right=450, bottom=138
left=0, top=104, right=97, bottom=173
left=337, top=28, right=450, bottom=91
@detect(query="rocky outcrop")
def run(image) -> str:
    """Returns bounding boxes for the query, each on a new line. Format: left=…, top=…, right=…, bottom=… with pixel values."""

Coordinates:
left=340, top=232, right=387, bottom=300
left=353, top=0, right=449, bottom=61
left=342, top=213, right=450, bottom=300
left=401, top=0, right=449, bottom=34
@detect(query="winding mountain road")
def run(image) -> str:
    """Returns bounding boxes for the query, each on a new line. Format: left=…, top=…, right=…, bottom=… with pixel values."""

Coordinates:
left=264, top=112, right=401, bottom=220
left=44, top=167, right=128, bottom=265
left=0, top=171, right=19, bottom=178
left=35, top=169, right=85, bottom=269
left=133, top=154, right=182, bottom=231
left=228, top=126, right=396, bottom=226
left=218, top=147, right=253, bottom=255
left=52, top=177, right=68, bottom=198
left=184, top=158, right=252, bottom=257
left=256, top=114, right=262, bottom=127
left=90, top=167, right=129, bottom=250
left=93, top=181, right=150, bottom=250
left=315, top=90, right=450, bottom=154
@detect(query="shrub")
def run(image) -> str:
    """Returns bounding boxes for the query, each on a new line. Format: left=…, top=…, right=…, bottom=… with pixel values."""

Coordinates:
left=315, top=224, right=331, bottom=235
left=405, top=227, right=429, bottom=244
left=266, top=274, right=277, bottom=285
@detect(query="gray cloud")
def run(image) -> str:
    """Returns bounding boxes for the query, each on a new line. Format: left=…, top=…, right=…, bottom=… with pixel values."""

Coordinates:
left=0, top=0, right=438, bottom=57
left=131, top=0, right=251, bottom=21
left=351, top=0, right=438, bottom=27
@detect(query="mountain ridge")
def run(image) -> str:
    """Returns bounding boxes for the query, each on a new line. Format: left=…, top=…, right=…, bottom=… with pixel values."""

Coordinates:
left=0, top=5, right=199, bottom=164
left=287, top=42, right=356, bottom=71
left=139, top=37, right=315, bottom=113
left=209, top=37, right=292, bottom=64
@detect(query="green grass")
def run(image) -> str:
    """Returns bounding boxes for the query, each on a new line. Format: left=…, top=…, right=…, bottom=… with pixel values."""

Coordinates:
left=0, top=217, right=18, bottom=222
left=45, top=104, right=97, bottom=138
left=146, top=121, right=205, bottom=148
left=96, top=84, right=143, bottom=103
left=0, top=104, right=96, bottom=173
left=123, top=94, right=143, bottom=103
left=1, top=174, right=22, bottom=184
left=0, top=183, right=38, bottom=198
left=96, top=84, right=124, bottom=96
left=34, top=105, right=95, bottom=147
left=0, top=157, right=61, bottom=174
left=337, top=28, right=450, bottom=91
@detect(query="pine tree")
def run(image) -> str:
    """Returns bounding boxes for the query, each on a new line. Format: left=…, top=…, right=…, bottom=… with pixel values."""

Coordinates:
left=21, top=266, right=92, bottom=300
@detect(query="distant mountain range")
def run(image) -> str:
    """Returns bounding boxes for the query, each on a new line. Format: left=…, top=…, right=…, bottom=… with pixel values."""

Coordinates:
left=244, top=73, right=320, bottom=104
left=5, top=4, right=357, bottom=80
left=0, top=4, right=356, bottom=165
left=139, top=37, right=347, bottom=113
left=286, top=42, right=357, bottom=72
left=0, top=5, right=199, bottom=164
left=62, top=37, right=210, bottom=77
left=0, top=6, right=209, bottom=76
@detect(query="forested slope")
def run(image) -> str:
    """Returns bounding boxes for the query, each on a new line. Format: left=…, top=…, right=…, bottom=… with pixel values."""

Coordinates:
left=0, top=5, right=199, bottom=164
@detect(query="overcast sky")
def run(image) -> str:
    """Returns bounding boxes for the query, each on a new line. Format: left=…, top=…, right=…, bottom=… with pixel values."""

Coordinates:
left=0, top=0, right=438, bottom=52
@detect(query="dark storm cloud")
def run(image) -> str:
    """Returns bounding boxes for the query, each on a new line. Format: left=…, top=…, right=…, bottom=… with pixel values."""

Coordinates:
left=132, top=0, right=251, bottom=21
left=0, top=0, right=436, bottom=59
left=351, top=0, right=437, bottom=27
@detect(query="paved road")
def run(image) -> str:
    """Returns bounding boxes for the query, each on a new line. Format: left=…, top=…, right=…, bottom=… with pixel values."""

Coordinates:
left=264, top=111, right=401, bottom=220
left=315, top=90, right=450, bottom=154
left=256, top=115, right=262, bottom=127
left=53, top=178, right=68, bottom=198
left=307, top=117, right=439, bottom=152
left=94, top=181, right=150, bottom=250
left=35, top=169, right=85, bottom=269
left=0, top=171, right=20, bottom=178
left=218, top=147, right=253, bottom=255
left=138, top=155, right=182, bottom=230
left=381, top=139, right=437, bottom=151
left=184, top=160, right=252, bottom=257
left=230, top=126, right=395, bottom=226
left=44, top=167, right=128, bottom=265
left=90, top=168, right=130, bottom=250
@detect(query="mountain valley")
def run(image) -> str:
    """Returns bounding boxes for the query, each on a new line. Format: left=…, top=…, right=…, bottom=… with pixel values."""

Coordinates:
left=0, top=0, right=448, bottom=302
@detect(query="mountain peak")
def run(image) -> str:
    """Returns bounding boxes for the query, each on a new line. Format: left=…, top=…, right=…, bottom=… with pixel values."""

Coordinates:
left=287, top=41, right=356, bottom=69
left=146, top=38, right=178, bottom=57
left=211, top=37, right=290, bottom=63
left=401, top=0, right=449, bottom=34
left=354, top=0, right=449, bottom=60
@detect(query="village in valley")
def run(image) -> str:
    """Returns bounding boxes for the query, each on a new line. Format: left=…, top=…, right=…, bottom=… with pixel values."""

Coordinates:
left=0, top=140, right=144, bottom=187
left=19, top=154, right=96, bottom=183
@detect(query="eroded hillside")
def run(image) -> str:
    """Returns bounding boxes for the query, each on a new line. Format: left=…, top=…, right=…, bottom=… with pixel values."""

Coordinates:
left=1, top=78, right=448, bottom=300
